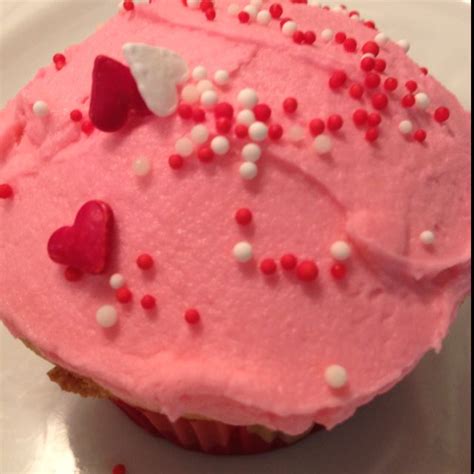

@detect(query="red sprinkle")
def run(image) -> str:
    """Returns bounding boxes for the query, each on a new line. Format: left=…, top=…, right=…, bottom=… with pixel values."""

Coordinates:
left=374, top=58, right=387, bottom=73
left=268, top=123, right=283, bottom=141
left=297, top=260, right=319, bottom=282
left=200, top=0, right=214, bottom=11
left=116, top=287, right=133, bottom=304
left=372, top=93, right=388, bottom=110
left=360, top=56, right=375, bottom=72
left=112, top=464, right=127, bottom=474
left=309, top=118, right=325, bottom=136
left=331, top=263, right=347, bottom=280
left=364, top=20, right=376, bottom=29
left=253, top=104, right=272, bottom=122
left=235, top=124, right=248, bottom=139
left=81, top=120, right=95, bottom=135
left=402, top=94, right=416, bottom=108
left=353, top=109, right=368, bottom=126
left=141, top=295, right=156, bottom=310
left=64, top=267, right=83, bottom=282
left=192, top=107, right=206, bottom=123
left=365, top=72, right=381, bottom=89
left=304, top=31, right=317, bottom=45
left=185, top=309, right=201, bottom=325
left=349, top=83, right=364, bottom=100
left=365, top=127, right=379, bottom=142
left=343, top=38, right=357, bottom=53
left=283, top=97, right=298, bottom=114
left=361, top=41, right=380, bottom=56
left=136, top=254, right=154, bottom=270
left=123, top=0, right=134, bottom=11
left=53, top=53, right=66, bottom=70
left=293, top=31, right=305, bottom=44
left=327, top=114, right=344, bottom=132
left=205, top=8, right=216, bottom=21
left=178, top=103, right=193, bottom=120
left=238, top=11, right=250, bottom=23
left=198, top=146, right=214, bottom=163
left=329, top=70, right=347, bottom=90
left=405, top=80, right=418, bottom=93
left=384, top=77, right=398, bottom=92
left=334, top=32, right=347, bottom=44
left=367, top=112, right=382, bottom=127
left=260, top=258, right=278, bottom=275
left=216, top=117, right=232, bottom=134
left=168, top=154, right=184, bottom=170
left=434, top=106, right=450, bottom=123
left=0, top=184, right=14, bottom=199
left=235, top=208, right=253, bottom=226
left=414, top=129, right=427, bottom=142
left=214, top=102, right=234, bottom=119
left=280, top=254, right=298, bottom=271
left=70, top=109, right=83, bottom=122
left=269, top=3, right=283, bottom=19
left=420, top=67, right=429, bottom=76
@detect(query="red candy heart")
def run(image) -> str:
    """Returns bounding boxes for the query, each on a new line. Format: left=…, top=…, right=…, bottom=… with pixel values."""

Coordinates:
left=47, top=201, right=114, bottom=274
left=89, top=55, right=150, bottom=132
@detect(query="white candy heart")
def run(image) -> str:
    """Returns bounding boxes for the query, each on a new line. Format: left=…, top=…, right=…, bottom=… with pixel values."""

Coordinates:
left=122, top=43, right=189, bottom=117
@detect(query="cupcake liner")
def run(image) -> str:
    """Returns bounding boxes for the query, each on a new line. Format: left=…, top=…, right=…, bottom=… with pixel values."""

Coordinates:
left=113, top=399, right=321, bottom=455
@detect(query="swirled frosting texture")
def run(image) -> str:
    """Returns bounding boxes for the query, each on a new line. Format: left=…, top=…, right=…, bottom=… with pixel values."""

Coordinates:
left=0, top=0, right=471, bottom=434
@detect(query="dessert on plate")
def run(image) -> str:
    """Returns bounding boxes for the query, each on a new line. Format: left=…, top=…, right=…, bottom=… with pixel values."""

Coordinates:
left=0, top=0, right=471, bottom=455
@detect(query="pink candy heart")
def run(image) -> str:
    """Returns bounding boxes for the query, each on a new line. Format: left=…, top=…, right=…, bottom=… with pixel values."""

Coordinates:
left=47, top=201, right=114, bottom=274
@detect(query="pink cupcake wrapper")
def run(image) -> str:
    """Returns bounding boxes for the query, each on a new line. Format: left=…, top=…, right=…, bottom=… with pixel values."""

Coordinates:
left=113, top=399, right=321, bottom=455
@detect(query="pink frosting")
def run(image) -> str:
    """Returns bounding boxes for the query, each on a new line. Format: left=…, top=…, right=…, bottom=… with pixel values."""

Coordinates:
left=0, top=0, right=471, bottom=434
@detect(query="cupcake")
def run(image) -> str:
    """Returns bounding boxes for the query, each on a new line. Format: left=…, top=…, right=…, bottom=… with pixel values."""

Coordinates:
left=0, top=0, right=471, bottom=456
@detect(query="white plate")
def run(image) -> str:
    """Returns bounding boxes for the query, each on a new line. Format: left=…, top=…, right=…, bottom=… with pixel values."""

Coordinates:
left=0, top=1, right=471, bottom=473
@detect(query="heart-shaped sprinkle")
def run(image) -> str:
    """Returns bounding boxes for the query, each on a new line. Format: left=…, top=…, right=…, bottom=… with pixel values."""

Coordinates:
left=47, top=201, right=114, bottom=274
left=122, top=43, right=189, bottom=117
left=89, top=55, right=150, bottom=132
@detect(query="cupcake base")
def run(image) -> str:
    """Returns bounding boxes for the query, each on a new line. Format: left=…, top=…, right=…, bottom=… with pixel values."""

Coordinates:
left=113, top=399, right=321, bottom=455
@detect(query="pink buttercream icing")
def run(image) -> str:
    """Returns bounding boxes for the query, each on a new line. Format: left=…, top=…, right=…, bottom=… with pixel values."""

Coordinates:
left=0, top=0, right=471, bottom=435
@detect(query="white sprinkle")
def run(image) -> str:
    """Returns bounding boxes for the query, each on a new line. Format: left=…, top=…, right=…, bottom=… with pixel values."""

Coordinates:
left=248, top=122, right=268, bottom=142
left=242, top=143, right=262, bottom=162
left=415, top=92, right=430, bottom=110
left=282, top=21, right=298, bottom=37
left=132, top=157, right=152, bottom=177
left=175, top=137, right=194, bottom=157
left=187, top=0, right=200, bottom=9
left=325, top=365, right=348, bottom=389
left=321, top=29, right=334, bottom=43
left=191, top=125, right=209, bottom=144
left=32, top=101, right=49, bottom=117
left=192, top=65, right=208, bottom=81
left=420, top=230, right=435, bottom=245
left=313, top=134, right=332, bottom=155
left=233, top=241, right=253, bottom=263
left=350, top=13, right=360, bottom=21
left=287, top=125, right=306, bottom=143
left=250, top=0, right=263, bottom=7
left=200, top=89, right=219, bottom=108
left=397, top=39, right=410, bottom=53
left=375, top=32, right=389, bottom=46
left=96, top=305, right=118, bottom=328
left=240, top=162, right=258, bottom=180
left=361, top=52, right=375, bottom=60
left=214, top=69, right=230, bottom=86
left=243, top=4, right=258, bottom=20
left=181, top=85, right=200, bottom=104
left=237, top=88, right=259, bottom=109
left=228, top=3, right=240, bottom=16
left=196, top=79, right=214, bottom=94
left=109, top=274, right=126, bottom=290
left=237, top=109, right=256, bottom=125
left=332, top=5, right=343, bottom=13
left=330, top=241, right=352, bottom=261
left=308, top=0, right=320, bottom=6
left=211, top=136, right=230, bottom=155
left=256, top=9, right=271, bottom=25
left=398, top=120, right=414, bottom=135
